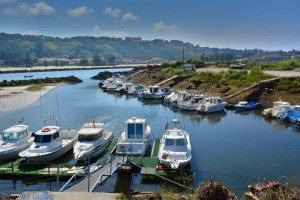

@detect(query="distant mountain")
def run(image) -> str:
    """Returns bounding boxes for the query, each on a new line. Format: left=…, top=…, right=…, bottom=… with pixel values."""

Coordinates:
left=0, top=32, right=299, bottom=67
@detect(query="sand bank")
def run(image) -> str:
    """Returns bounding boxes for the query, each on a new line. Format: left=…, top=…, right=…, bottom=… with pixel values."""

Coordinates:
left=0, top=85, right=60, bottom=113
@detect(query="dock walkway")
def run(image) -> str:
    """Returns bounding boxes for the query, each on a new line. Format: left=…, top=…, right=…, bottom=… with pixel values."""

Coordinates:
left=223, top=78, right=280, bottom=101
left=156, top=75, right=178, bottom=86
left=65, top=155, right=128, bottom=192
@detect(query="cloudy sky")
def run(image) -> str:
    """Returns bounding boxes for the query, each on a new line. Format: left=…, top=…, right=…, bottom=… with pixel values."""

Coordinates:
left=1, top=0, right=300, bottom=51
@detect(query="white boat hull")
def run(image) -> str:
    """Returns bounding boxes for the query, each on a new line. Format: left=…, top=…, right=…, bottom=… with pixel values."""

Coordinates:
left=74, top=133, right=114, bottom=160
left=22, top=139, right=75, bottom=163
left=0, top=138, right=33, bottom=162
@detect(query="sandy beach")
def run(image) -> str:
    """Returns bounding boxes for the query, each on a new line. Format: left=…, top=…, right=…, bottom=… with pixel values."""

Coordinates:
left=0, top=85, right=60, bottom=113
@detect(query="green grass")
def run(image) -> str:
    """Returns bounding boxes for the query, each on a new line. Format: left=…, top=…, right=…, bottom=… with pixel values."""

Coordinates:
left=26, top=84, right=46, bottom=91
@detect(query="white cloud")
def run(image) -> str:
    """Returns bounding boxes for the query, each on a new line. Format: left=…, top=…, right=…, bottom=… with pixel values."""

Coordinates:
left=153, top=21, right=178, bottom=32
left=1, top=7, right=17, bottom=15
left=67, top=6, right=93, bottom=17
left=104, top=7, right=121, bottom=17
left=92, top=25, right=127, bottom=38
left=2, top=2, right=55, bottom=16
left=24, top=29, right=39, bottom=35
left=122, top=12, right=138, bottom=22
left=0, top=0, right=15, bottom=4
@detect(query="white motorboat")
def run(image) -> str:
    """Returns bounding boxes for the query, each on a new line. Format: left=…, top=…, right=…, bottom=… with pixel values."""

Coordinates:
left=19, top=126, right=78, bottom=163
left=116, top=117, right=151, bottom=156
left=197, top=97, right=227, bottom=113
left=128, top=84, right=145, bottom=95
left=0, top=125, right=33, bottom=162
left=170, top=91, right=190, bottom=108
left=139, top=85, right=170, bottom=99
left=262, top=101, right=293, bottom=118
left=73, top=122, right=114, bottom=160
left=178, top=94, right=205, bottom=111
left=158, top=119, right=192, bottom=170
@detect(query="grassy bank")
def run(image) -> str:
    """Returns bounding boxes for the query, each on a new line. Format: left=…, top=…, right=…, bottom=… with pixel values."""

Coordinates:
left=132, top=64, right=300, bottom=106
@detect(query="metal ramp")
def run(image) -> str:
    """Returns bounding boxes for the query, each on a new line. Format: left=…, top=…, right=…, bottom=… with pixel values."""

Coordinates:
left=62, top=155, right=128, bottom=192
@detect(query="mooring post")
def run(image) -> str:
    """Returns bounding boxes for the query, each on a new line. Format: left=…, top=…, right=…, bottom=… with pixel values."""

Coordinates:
left=88, top=155, right=90, bottom=192
left=56, top=165, right=60, bottom=191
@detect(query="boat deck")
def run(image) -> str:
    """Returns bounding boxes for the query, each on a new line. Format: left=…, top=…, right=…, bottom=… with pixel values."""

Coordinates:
left=130, top=138, right=194, bottom=182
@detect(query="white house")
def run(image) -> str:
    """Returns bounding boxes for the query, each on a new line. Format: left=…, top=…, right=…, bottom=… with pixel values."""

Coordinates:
left=230, top=63, right=245, bottom=68
left=181, top=64, right=196, bottom=71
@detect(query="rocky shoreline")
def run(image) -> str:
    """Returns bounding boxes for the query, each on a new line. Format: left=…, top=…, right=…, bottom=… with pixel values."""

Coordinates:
left=0, top=76, right=83, bottom=87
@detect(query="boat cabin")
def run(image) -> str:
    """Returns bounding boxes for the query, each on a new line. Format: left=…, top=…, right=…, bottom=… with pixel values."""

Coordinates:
left=1, top=125, right=29, bottom=142
left=161, top=88, right=170, bottom=94
left=77, top=123, right=104, bottom=142
left=163, top=129, right=187, bottom=151
left=149, top=86, right=160, bottom=93
left=33, top=126, right=60, bottom=144
left=125, top=117, right=147, bottom=142
left=206, top=97, right=223, bottom=105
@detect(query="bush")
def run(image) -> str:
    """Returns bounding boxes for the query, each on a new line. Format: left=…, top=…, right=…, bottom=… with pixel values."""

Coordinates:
left=196, top=180, right=238, bottom=200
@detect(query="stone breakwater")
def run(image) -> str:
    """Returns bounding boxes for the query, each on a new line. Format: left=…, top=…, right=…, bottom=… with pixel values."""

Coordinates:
left=0, top=76, right=83, bottom=87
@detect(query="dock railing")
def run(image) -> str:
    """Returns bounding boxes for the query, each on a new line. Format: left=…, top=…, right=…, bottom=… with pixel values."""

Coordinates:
left=59, top=155, right=111, bottom=192
left=90, top=155, right=128, bottom=192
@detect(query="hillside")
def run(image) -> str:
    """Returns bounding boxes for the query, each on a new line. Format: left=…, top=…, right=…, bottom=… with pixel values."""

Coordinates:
left=1, top=32, right=299, bottom=67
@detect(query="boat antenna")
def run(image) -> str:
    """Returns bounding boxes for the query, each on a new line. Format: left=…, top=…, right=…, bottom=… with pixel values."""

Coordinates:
left=55, top=91, right=60, bottom=126
left=40, top=91, right=43, bottom=126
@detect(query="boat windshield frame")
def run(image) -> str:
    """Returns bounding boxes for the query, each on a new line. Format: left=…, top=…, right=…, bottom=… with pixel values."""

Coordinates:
left=78, top=132, right=101, bottom=142
left=34, top=133, right=55, bottom=143
left=127, top=123, right=144, bottom=140
left=1, top=130, right=28, bottom=141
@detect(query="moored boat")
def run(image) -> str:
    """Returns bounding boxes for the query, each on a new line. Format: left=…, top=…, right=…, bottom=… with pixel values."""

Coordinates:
left=116, top=117, right=151, bottom=156
left=0, top=125, right=33, bottom=162
left=281, top=105, right=300, bottom=123
left=234, top=101, right=261, bottom=111
left=139, top=85, right=170, bottom=99
left=19, top=126, right=78, bottom=163
left=262, top=101, right=292, bottom=118
left=158, top=119, right=192, bottom=170
left=197, top=97, right=227, bottom=113
left=73, top=122, right=114, bottom=160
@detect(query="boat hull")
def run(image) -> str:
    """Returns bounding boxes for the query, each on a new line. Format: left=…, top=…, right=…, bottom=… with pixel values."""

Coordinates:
left=20, top=139, right=76, bottom=163
left=0, top=139, right=33, bottom=162
left=74, top=134, right=114, bottom=160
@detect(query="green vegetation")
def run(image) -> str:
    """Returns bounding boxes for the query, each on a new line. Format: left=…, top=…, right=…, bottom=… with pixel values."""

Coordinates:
left=275, top=77, right=300, bottom=93
left=1, top=33, right=299, bottom=67
left=26, top=84, right=46, bottom=91
left=190, top=69, right=273, bottom=87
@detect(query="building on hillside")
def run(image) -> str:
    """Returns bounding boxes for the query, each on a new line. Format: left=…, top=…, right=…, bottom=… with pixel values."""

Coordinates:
left=230, top=63, right=245, bottom=69
left=181, top=64, right=196, bottom=71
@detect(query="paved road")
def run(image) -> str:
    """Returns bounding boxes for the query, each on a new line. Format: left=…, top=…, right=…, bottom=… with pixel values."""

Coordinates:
left=196, top=68, right=300, bottom=77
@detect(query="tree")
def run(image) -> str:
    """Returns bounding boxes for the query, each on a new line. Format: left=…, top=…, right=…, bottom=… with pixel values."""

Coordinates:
left=79, top=57, right=89, bottom=66
left=92, top=54, right=101, bottom=66
left=54, top=59, right=59, bottom=67
left=24, top=53, right=32, bottom=67
left=104, top=54, right=115, bottom=65
left=43, top=60, right=48, bottom=67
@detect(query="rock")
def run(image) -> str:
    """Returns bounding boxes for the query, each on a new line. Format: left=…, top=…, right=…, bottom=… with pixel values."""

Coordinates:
left=0, top=76, right=82, bottom=87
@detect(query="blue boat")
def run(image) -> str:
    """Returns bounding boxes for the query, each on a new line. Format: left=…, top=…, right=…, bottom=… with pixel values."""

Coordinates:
left=281, top=105, right=300, bottom=123
left=234, top=101, right=261, bottom=111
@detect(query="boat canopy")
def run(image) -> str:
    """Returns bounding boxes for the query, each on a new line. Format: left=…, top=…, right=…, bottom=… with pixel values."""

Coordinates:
left=1, top=125, right=29, bottom=141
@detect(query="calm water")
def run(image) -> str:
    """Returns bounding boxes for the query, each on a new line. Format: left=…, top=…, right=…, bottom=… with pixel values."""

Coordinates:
left=1, top=68, right=300, bottom=196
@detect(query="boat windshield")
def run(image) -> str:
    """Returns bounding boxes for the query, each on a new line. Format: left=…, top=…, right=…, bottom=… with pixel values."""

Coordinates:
left=165, top=139, right=185, bottom=146
left=0, top=132, right=19, bottom=141
left=78, top=134, right=99, bottom=142
left=34, top=134, right=52, bottom=143
left=127, top=123, right=143, bottom=139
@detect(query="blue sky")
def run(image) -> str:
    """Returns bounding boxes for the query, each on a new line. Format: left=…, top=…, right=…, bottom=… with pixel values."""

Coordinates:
left=1, top=0, right=300, bottom=51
